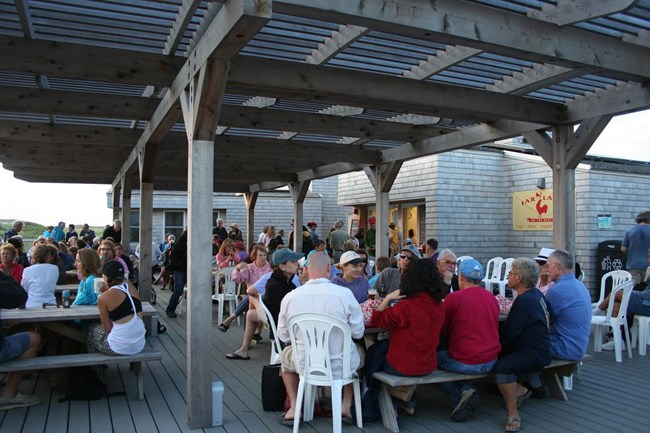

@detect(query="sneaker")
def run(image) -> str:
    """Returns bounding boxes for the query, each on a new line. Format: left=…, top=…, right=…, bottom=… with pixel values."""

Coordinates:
left=451, top=388, right=476, bottom=422
left=592, top=307, right=606, bottom=316
left=0, top=392, right=41, bottom=410
left=601, top=338, right=624, bottom=351
left=166, top=311, right=178, bottom=318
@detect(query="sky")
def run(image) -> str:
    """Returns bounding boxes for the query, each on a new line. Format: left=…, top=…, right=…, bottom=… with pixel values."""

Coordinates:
left=1, top=109, right=648, bottom=226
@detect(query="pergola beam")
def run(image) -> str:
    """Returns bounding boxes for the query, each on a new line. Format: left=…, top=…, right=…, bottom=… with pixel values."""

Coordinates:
left=565, top=82, right=650, bottom=123
left=165, top=0, right=203, bottom=56
left=527, top=0, right=639, bottom=26
left=227, top=57, right=567, bottom=124
left=275, top=0, right=650, bottom=81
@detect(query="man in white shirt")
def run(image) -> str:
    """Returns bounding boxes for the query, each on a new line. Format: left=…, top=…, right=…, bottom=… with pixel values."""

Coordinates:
left=276, top=252, right=364, bottom=425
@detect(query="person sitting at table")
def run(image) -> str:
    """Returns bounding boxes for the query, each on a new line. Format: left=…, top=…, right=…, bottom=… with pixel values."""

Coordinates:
left=97, top=240, right=129, bottom=280
left=437, top=259, right=500, bottom=422
left=494, top=258, right=551, bottom=433
left=225, top=248, right=304, bottom=360
left=57, top=242, right=75, bottom=271
left=114, top=243, right=135, bottom=282
left=534, top=247, right=555, bottom=294
left=363, top=258, right=445, bottom=421
left=6, top=237, right=29, bottom=269
left=45, top=244, right=67, bottom=285
left=437, top=249, right=460, bottom=296
left=371, top=245, right=421, bottom=296
left=21, top=244, right=59, bottom=308
left=73, top=248, right=102, bottom=306
left=216, top=239, right=241, bottom=269
left=0, top=244, right=24, bottom=284
left=233, top=241, right=249, bottom=263
left=368, top=256, right=390, bottom=288
left=0, top=271, right=41, bottom=410
left=87, top=260, right=146, bottom=356
left=544, top=250, right=591, bottom=360
left=218, top=245, right=272, bottom=334
left=331, top=251, right=371, bottom=303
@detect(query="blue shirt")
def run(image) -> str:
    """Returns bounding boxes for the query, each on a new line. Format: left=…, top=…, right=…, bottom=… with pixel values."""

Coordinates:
left=330, top=275, right=370, bottom=304
left=546, top=273, right=592, bottom=360
left=622, top=224, right=650, bottom=269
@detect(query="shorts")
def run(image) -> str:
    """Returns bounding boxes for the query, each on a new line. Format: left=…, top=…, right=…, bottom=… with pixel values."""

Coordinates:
left=280, top=343, right=365, bottom=374
left=0, top=333, right=31, bottom=363
left=627, top=292, right=650, bottom=316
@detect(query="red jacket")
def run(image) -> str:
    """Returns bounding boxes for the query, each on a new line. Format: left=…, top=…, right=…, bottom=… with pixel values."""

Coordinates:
left=369, top=292, right=445, bottom=375
left=442, top=286, right=501, bottom=364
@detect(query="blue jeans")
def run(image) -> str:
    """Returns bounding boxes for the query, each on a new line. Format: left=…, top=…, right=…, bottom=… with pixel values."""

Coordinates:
left=167, top=271, right=187, bottom=313
left=437, top=350, right=496, bottom=404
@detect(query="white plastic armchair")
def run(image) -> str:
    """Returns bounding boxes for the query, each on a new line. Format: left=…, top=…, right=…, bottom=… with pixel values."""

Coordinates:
left=288, top=313, right=362, bottom=433
left=592, top=280, right=634, bottom=362
left=496, top=258, right=515, bottom=297
left=592, top=270, right=632, bottom=308
left=482, top=257, right=503, bottom=293
left=213, top=266, right=240, bottom=326
left=259, top=297, right=284, bottom=365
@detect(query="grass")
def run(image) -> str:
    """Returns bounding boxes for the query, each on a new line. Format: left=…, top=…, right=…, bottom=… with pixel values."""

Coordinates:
left=0, top=219, right=104, bottom=241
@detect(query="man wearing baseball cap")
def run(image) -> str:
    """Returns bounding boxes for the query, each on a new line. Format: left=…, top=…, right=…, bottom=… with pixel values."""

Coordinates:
left=437, top=259, right=501, bottom=422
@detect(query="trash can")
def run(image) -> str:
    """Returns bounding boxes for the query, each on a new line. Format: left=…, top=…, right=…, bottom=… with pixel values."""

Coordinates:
left=596, top=240, right=626, bottom=298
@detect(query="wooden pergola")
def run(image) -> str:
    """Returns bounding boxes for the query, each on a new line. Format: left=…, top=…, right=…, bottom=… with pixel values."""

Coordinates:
left=1, top=0, right=649, bottom=427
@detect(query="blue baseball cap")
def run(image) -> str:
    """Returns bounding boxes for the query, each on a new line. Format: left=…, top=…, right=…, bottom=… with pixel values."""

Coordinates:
left=271, top=248, right=304, bottom=267
left=401, top=244, right=422, bottom=258
left=458, top=259, right=485, bottom=281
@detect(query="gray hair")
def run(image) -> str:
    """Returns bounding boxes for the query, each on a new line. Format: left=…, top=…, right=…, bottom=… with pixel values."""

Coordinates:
left=437, top=249, right=457, bottom=261
left=511, top=258, right=540, bottom=289
left=548, top=249, right=573, bottom=271
left=334, top=220, right=344, bottom=228
left=12, top=220, right=23, bottom=230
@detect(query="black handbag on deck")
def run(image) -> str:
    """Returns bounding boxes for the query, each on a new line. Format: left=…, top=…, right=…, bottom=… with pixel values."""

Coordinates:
left=261, top=364, right=286, bottom=411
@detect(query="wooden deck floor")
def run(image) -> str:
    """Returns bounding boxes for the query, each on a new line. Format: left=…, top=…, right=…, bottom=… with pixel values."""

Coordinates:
left=2, top=288, right=649, bottom=433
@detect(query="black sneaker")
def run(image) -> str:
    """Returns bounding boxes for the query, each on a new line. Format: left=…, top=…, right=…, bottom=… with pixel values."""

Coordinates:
left=166, top=311, right=177, bottom=318
left=451, top=388, right=476, bottom=422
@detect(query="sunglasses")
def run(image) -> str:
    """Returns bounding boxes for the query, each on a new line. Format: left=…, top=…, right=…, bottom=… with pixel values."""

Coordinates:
left=398, top=254, right=412, bottom=260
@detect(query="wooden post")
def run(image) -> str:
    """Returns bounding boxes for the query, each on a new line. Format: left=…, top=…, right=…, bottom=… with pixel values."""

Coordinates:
left=121, top=174, right=131, bottom=251
left=138, top=180, right=153, bottom=303
left=112, top=184, right=121, bottom=222
left=364, top=162, right=402, bottom=258
left=552, top=125, right=574, bottom=256
left=244, top=192, right=258, bottom=248
left=290, top=181, right=310, bottom=253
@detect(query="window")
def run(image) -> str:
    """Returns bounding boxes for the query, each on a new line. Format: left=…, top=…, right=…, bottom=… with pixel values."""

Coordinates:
left=130, top=210, right=139, bottom=243
left=164, top=211, right=185, bottom=239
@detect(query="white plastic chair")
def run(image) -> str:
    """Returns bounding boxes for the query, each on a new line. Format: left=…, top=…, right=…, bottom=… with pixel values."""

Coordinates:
left=496, top=258, right=515, bottom=297
left=631, top=315, right=650, bottom=356
left=259, top=297, right=284, bottom=365
left=213, top=266, right=240, bottom=326
left=592, top=280, right=634, bottom=362
left=288, top=313, right=362, bottom=433
left=482, top=257, right=503, bottom=293
left=456, top=255, right=474, bottom=268
left=592, top=270, right=632, bottom=308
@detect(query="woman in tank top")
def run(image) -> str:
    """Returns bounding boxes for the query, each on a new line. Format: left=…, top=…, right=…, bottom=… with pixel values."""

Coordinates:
left=87, top=260, right=145, bottom=355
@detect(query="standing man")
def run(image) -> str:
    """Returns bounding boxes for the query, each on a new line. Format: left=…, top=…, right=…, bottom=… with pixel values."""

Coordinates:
left=328, top=220, right=348, bottom=264
left=102, top=219, right=122, bottom=243
left=4, top=220, right=23, bottom=241
left=437, top=259, right=500, bottom=422
left=165, top=230, right=187, bottom=318
left=622, top=210, right=650, bottom=284
left=365, top=216, right=376, bottom=257
left=545, top=250, right=591, bottom=360
left=79, top=223, right=96, bottom=240
left=51, top=221, right=65, bottom=242
left=65, top=224, right=78, bottom=242
left=276, top=252, right=364, bottom=425
left=213, top=218, right=228, bottom=241
left=425, top=238, right=439, bottom=263
left=0, top=271, right=41, bottom=410
left=306, top=221, right=319, bottom=245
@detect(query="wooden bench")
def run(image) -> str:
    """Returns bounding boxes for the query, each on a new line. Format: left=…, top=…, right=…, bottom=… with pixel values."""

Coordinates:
left=373, top=356, right=592, bottom=433
left=0, top=350, right=162, bottom=401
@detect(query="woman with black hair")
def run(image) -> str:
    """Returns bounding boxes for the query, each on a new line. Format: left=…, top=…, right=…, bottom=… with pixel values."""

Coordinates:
left=363, top=258, right=446, bottom=419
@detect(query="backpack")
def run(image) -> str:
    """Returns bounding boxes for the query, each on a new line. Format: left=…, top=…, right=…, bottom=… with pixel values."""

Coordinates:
left=58, top=366, right=125, bottom=402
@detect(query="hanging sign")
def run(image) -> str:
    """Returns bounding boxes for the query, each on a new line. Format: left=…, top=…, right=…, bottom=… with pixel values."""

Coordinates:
left=513, top=189, right=553, bottom=231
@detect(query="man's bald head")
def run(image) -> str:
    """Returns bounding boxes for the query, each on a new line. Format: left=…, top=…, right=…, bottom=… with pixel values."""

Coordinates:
left=307, top=252, right=331, bottom=279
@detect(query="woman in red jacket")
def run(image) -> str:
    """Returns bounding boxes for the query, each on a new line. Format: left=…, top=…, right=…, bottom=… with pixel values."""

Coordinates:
left=363, top=258, right=446, bottom=420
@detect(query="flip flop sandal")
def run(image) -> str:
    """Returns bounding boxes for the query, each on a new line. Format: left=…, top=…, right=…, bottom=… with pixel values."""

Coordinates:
left=278, top=412, right=297, bottom=426
left=504, top=415, right=521, bottom=432
left=517, top=390, right=532, bottom=408
left=225, top=352, right=250, bottom=360
left=252, top=333, right=262, bottom=341
left=218, top=323, right=230, bottom=332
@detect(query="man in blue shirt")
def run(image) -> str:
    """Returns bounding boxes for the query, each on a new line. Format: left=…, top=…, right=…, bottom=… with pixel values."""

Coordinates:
left=622, top=210, right=650, bottom=284
left=545, top=250, right=592, bottom=360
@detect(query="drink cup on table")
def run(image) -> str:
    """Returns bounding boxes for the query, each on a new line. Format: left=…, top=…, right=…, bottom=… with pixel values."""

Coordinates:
left=94, top=278, right=105, bottom=294
left=368, top=288, right=378, bottom=300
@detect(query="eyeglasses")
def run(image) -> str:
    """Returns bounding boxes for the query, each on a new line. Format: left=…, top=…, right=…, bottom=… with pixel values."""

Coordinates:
left=98, top=248, right=111, bottom=251
left=439, top=260, right=456, bottom=266
left=398, top=254, right=412, bottom=260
